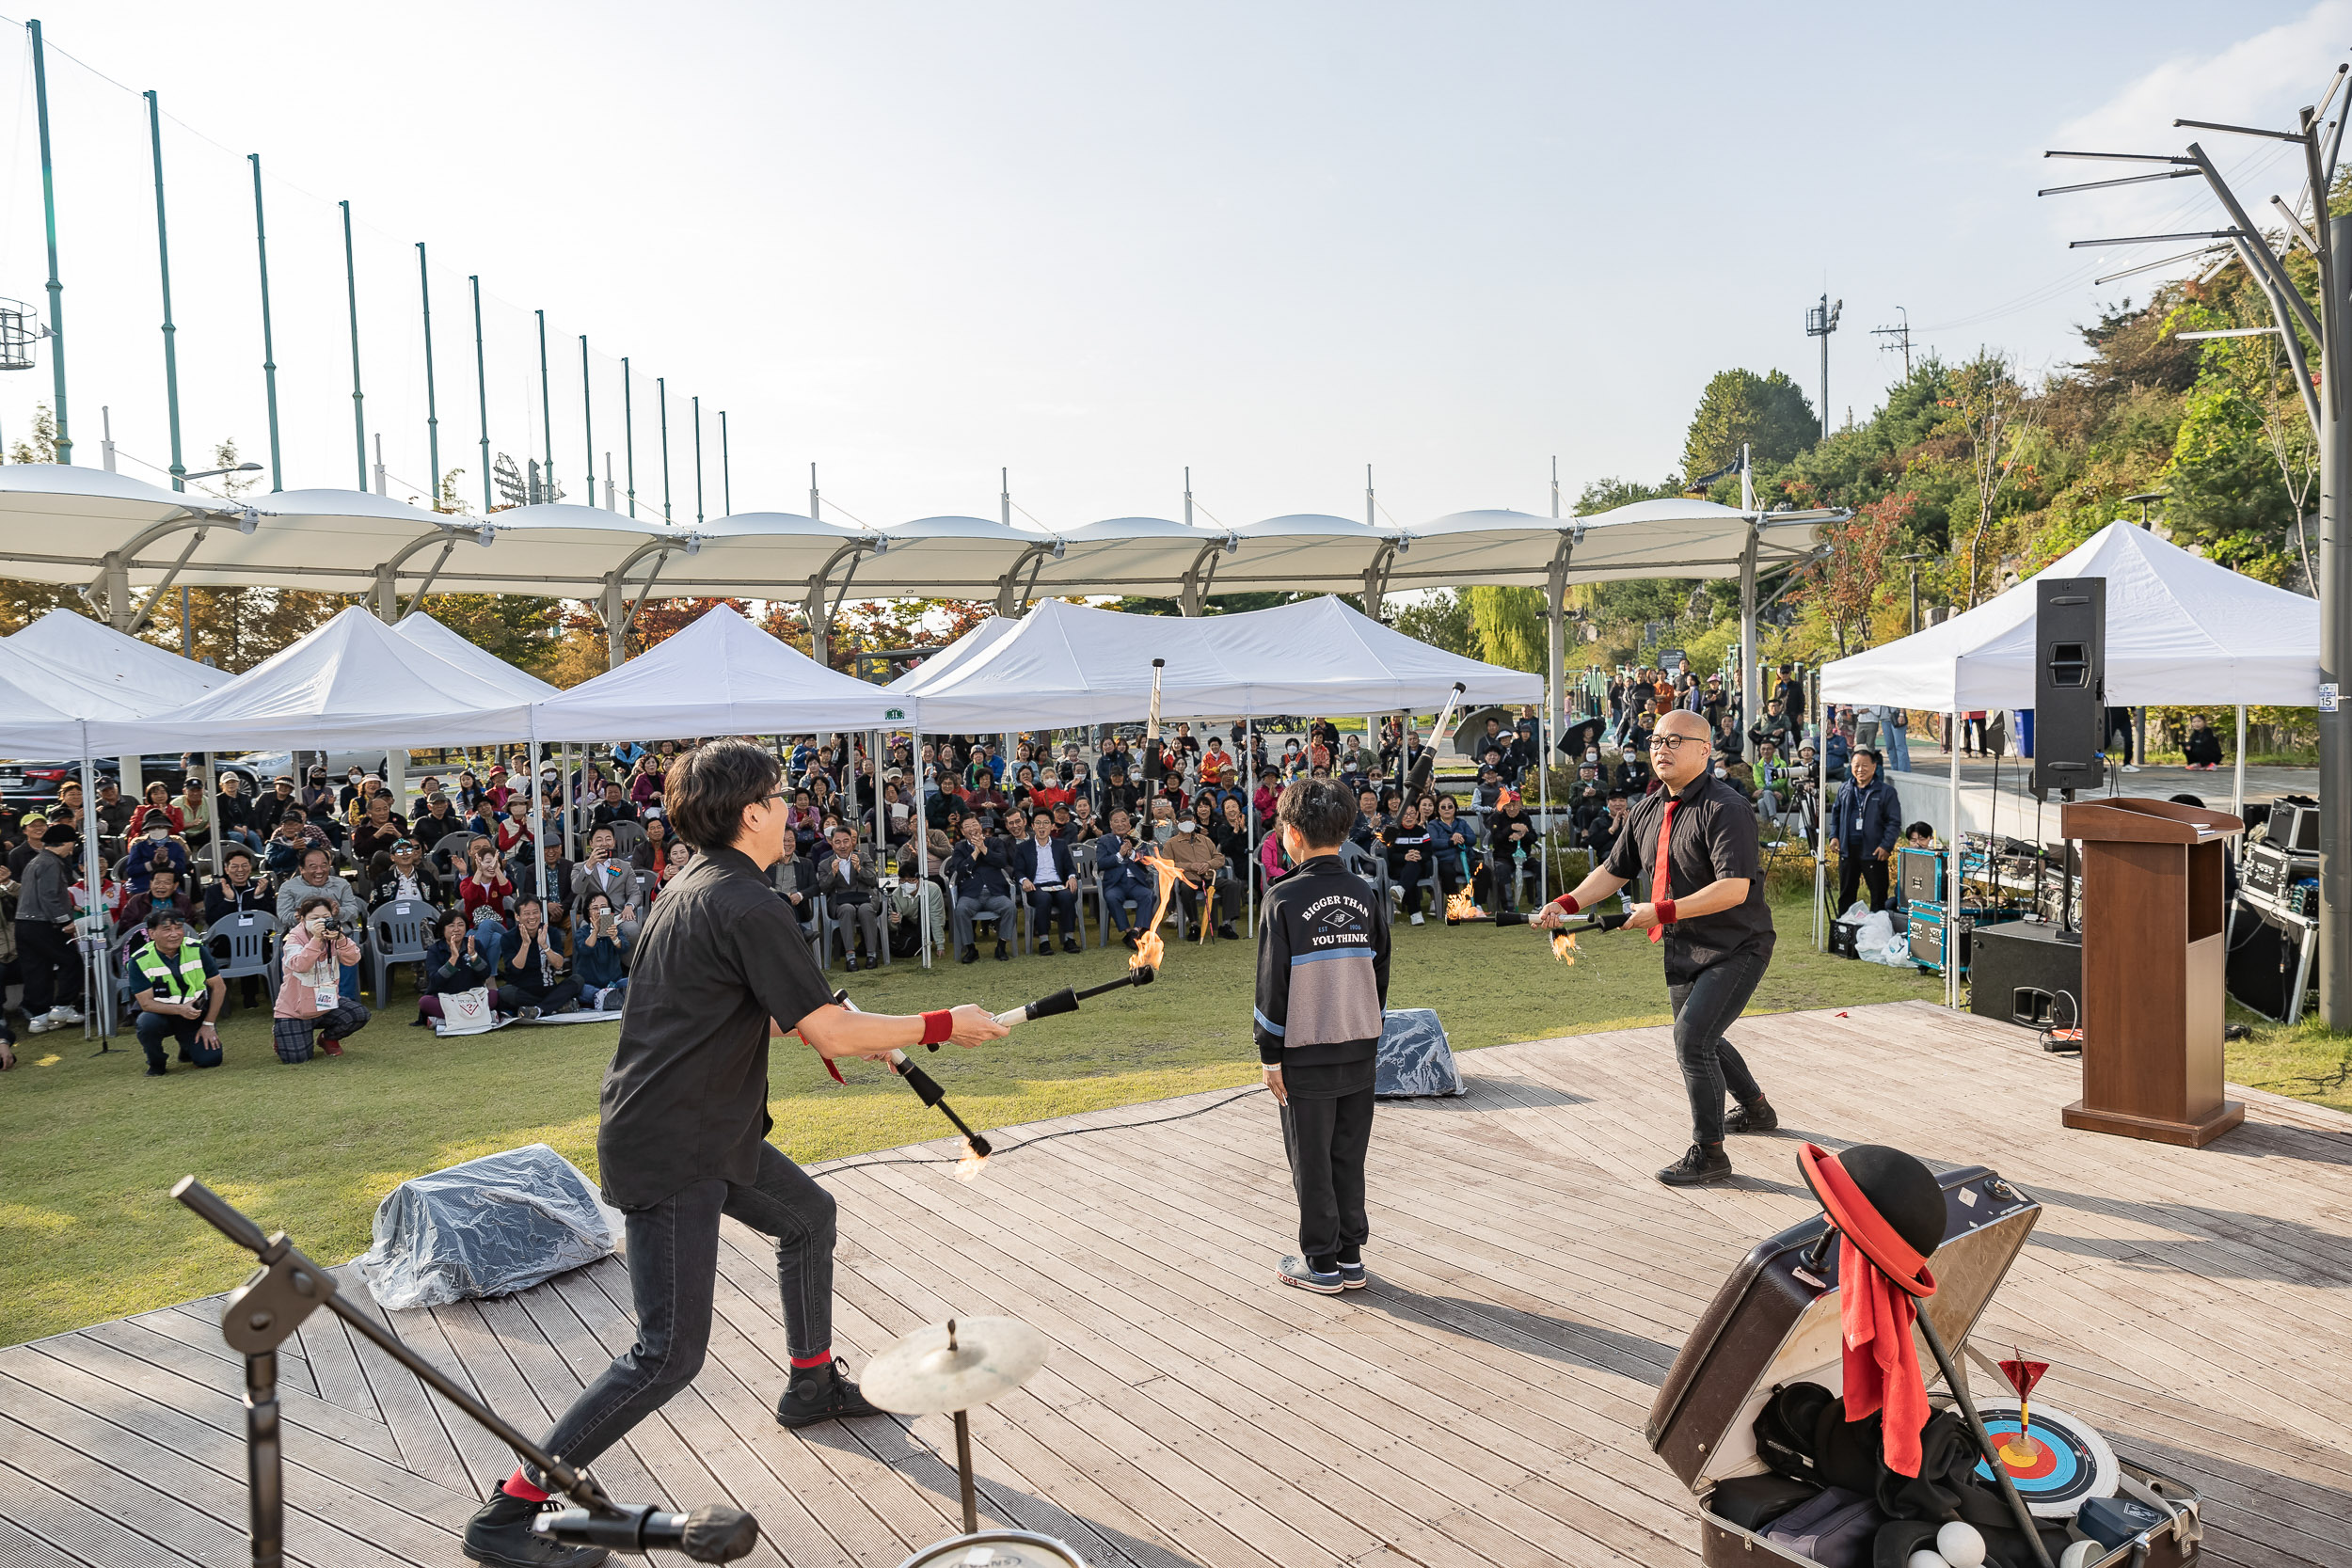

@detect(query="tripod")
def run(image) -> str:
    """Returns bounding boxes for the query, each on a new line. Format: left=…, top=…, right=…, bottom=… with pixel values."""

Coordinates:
left=170, top=1177, right=758, bottom=1566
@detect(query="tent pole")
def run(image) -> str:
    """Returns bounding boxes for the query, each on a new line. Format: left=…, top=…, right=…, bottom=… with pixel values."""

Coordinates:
left=916, top=729, right=931, bottom=968
left=1245, top=715, right=1255, bottom=934
left=79, top=726, right=110, bottom=1040
left=1947, top=717, right=1961, bottom=1009
left=1814, top=717, right=1827, bottom=952
left=2233, top=705, right=2248, bottom=819
left=202, top=752, right=220, bottom=878
left=529, top=713, right=548, bottom=911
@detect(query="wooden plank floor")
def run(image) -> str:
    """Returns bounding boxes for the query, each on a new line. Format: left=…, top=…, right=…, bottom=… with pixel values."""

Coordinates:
left=4, top=999, right=2348, bottom=1568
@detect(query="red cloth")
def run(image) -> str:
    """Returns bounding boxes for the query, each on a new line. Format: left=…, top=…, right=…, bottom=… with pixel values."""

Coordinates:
left=1805, top=1146, right=1938, bottom=1478
left=1648, top=800, right=1676, bottom=943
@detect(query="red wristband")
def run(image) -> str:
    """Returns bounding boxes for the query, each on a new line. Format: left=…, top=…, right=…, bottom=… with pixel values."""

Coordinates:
left=920, top=1009, right=954, bottom=1046
left=1551, top=893, right=1581, bottom=915
left=1656, top=899, right=1677, bottom=926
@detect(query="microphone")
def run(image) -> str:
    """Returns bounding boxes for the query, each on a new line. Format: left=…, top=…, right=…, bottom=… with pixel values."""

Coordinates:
left=536, top=1503, right=759, bottom=1562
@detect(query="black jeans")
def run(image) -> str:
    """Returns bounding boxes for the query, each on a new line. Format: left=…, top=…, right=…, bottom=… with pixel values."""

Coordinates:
left=1279, top=1085, right=1375, bottom=1264
left=1025, top=885, right=1079, bottom=940
left=532, top=1142, right=835, bottom=1485
left=498, top=978, right=584, bottom=1014
left=14, top=920, right=80, bottom=1014
left=1666, top=950, right=1769, bottom=1147
left=1838, top=848, right=1890, bottom=913
left=135, top=1009, right=220, bottom=1069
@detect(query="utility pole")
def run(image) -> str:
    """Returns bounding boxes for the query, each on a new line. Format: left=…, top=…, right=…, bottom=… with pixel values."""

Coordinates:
left=2043, top=65, right=2350, bottom=1026
left=1871, top=306, right=1913, bottom=378
left=1804, top=293, right=1842, bottom=441
left=342, top=201, right=364, bottom=490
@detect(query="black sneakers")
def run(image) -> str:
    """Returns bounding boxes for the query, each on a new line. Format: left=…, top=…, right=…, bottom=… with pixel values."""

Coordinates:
left=1060, top=937, right=1082, bottom=955
left=993, top=939, right=1009, bottom=961
left=1658, top=1144, right=1734, bottom=1186
left=461, top=1487, right=609, bottom=1568
left=1724, top=1098, right=1779, bottom=1135
left=775, top=1358, right=883, bottom=1429
left=960, top=944, right=979, bottom=964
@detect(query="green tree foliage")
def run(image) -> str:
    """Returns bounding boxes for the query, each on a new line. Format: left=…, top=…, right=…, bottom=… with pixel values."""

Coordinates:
left=1464, top=586, right=1547, bottom=673
left=1391, top=590, right=1473, bottom=657
left=2165, top=380, right=2301, bottom=581
left=1681, top=369, right=1818, bottom=480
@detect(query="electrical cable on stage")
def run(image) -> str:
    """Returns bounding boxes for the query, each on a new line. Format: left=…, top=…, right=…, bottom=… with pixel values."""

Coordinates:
left=816, top=1084, right=1268, bottom=1178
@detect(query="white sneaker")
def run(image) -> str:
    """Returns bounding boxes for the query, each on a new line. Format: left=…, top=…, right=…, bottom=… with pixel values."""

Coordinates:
left=49, top=1005, right=83, bottom=1024
left=2121, top=764, right=2141, bottom=773
left=24, top=1014, right=51, bottom=1035
left=1409, top=911, right=1424, bottom=925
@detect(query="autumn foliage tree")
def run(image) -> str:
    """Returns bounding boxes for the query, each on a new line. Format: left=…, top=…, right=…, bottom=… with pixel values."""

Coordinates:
left=1794, top=493, right=1910, bottom=657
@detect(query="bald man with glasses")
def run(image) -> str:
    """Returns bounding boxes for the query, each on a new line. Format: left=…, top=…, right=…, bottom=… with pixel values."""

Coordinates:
left=1535, top=708, right=1779, bottom=1186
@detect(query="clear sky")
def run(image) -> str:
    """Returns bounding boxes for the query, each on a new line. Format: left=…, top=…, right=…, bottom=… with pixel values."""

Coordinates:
left=0, top=1, right=2338, bottom=533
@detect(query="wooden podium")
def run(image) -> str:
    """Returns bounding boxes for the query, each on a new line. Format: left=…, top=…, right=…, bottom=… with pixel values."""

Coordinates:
left=2058, top=797, right=2244, bottom=1147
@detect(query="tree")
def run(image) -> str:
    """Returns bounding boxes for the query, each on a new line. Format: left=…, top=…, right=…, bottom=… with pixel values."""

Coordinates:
left=1681, top=369, right=1817, bottom=481
left=1945, top=351, right=2036, bottom=608
left=1793, top=494, right=1909, bottom=657
left=1465, top=586, right=1547, bottom=673
left=418, top=593, right=566, bottom=672
left=1391, top=591, right=1474, bottom=657
left=1576, top=475, right=1682, bottom=515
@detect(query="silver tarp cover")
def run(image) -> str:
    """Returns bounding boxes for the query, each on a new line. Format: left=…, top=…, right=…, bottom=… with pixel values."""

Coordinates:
left=354, top=1143, right=619, bottom=1310
left=1375, top=1007, right=1464, bottom=1098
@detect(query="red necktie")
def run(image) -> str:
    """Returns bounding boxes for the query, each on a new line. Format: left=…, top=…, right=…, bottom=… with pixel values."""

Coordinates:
left=1650, top=800, right=1676, bottom=943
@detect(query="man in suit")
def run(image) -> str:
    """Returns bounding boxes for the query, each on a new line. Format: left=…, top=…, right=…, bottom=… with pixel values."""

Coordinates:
left=945, top=815, right=1016, bottom=963
left=1013, top=812, right=1084, bottom=954
left=817, top=826, right=887, bottom=970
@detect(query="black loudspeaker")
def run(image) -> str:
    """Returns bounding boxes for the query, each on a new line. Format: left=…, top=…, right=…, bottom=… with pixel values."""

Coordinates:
left=2265, top=793, right=2322, bottom=854
left=2226, top=899, right=2313, bottom=1022
left=1968, top=922, right=2084, bottom=1028
left=2032, top=577, right=2105, bottom=800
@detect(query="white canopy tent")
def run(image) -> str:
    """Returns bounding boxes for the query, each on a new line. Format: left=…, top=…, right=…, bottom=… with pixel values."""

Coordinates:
left=5, top=607, right=224, bottom=711
left=0, top=644, right=96, bottom=752
left=394, top=612, right=560, bottom=701
left=893, top=594, right=1543, bottom=730
left=81, top=607, right=533, bottom=755
left=1818, top=521, right=2319, bottom=991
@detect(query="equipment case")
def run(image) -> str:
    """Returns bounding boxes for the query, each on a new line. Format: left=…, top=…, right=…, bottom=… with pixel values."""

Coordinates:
left=1645, top=1164, right=2203, bottom=1566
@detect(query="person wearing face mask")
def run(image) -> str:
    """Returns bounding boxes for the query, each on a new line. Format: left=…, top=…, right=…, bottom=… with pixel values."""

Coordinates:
left=273, top=895, right=371, bottom=1061
left=1535, top=708, right=1778, bottom=1186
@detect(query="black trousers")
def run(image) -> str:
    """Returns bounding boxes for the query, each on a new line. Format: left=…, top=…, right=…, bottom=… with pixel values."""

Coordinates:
left=1279, top=1085, right=1375, bottom=1264
left=498, top=978, right=584, bottom=1014
left=1838, top=848, right=1890, bottom=913
left=531, top=1143, right=834, bottom=1486
left=135, top=1010, right=220, bottom=1069
left=1667, top=950, right=1768, bottom=1146
left=14, top=920, right=80, bottom=1014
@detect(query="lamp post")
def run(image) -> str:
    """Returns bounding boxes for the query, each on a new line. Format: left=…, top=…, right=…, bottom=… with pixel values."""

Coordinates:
left=1805, top=294, right=1842, bottom=438
left=2042, top=74, right=2349, bottom=1024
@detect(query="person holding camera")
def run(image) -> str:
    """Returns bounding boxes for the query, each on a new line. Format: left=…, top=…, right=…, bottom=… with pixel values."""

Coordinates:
left=273, top=895, right=370, bottom=1061
left=275, top=846, right=367, bottom=1003
left=576, top=892, right=629, bottom=1011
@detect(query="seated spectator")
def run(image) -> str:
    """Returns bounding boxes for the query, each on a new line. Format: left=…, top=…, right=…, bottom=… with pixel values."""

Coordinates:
left=1428, top=795, right=1482, bottom=904
left=297, top=767, right=337, bottom=818
left=574, top=892, right=630, bottom=1010
left=1216, top=795, right=1254, bottom=879
left=304, top=806, right=346, bottom=854
left=94, top=778, right=136, bottom=844
left=204, top=847, right=273, bottom=922
left=632, top=812, right=675, bottom=874
left=336, top=766, right=369, bottom=818
left=769, top=849, right=819, bottom=937
left=262, top=815, right=313, bottom=880
left=457, top=838, right=515, bottom=975
left=369, top=837, right=443, bottom=909
left=178, top=775, right=215, bottom=854
left=572, top=827, right=645, bottom=941
left=273, top=895, right=371, bottom=1060
left=527, top=840, right=575, bottom=910
left=214, top=773, right=265, bottom=858
left=126, top=818, right=193, bottom=886
left=1094, top=808, right=1155, bottom=946
left=129, top=780, right=184, bottom=839
left=495, top=794, right=534, bottom=870
left=655, top=838, right=695, bottom=893
left=129, top=909, right=225, bottom=1075
left=412, top=793, right=464, bottom=852
left=121, top=866, right=196, bottom=934
left=866, top=780, right=914, bottom=853
left=1349, top=788, right=1383, bottom=852
left=275, top=847, right=366, bottom=1005
left=414, top=911, right=492, bottom=1026
left=817, top=825, right=887, bottom=970
left=1097, top=761, right=1141, bottom=824
left=1383, top=802, right=1435, bottom=925
left=1012, top=812, right=1082, bottom=954
left=589, top=779, right=640, bottom=831
left=352, top=793, right=410, bottom=866
left=628, top=753, right=665, bottom=809
left=946, top=816, right=1014, bottom=963
left=1167, top=810, right=1241, bottom=939
left=1485, top=790, right=1540, bottom=912
left=1824, top=724, right=1852, bottom=784
left=496, top=895, right=580, bottom=1017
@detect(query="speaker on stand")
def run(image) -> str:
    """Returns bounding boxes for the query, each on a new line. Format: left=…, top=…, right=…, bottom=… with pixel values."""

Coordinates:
left=2031, top=578, right=2104, bottom=943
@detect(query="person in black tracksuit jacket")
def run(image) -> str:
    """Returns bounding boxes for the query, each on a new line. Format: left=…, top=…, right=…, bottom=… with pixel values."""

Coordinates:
left=1254, top=779, right=1392, bottom=1294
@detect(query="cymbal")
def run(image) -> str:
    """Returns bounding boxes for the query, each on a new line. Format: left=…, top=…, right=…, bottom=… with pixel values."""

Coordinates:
left=862, top=1317, right=1048, bottom=1416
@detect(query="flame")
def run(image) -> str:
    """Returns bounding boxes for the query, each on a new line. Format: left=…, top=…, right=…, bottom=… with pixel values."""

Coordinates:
left=954, top=1139, right=990, bottom=1182
left=1130, top=852, right=1184, bottom=973
left=1550, top=931, right=1577, bottom=965
left=1132, top=927, right=1165, bottom=973
left=1445, top=889, right=1486, bottom=923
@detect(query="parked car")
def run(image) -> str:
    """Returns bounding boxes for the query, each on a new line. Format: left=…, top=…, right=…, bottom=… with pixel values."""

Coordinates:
left=0, top=752, right=263, bottom=816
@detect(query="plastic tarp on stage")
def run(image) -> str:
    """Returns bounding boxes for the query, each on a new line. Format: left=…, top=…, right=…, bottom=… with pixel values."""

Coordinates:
left=532, top=603, right=910, bottom=739
left=1819, top=521, right=2321, bottom=708
left=893, top=594, right=1544, bottom=729
left=79, top=606, right=534, bottom=753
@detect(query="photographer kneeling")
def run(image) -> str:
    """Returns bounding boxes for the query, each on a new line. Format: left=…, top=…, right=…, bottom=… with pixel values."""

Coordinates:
left=131, top=910, right=225, bottom=1077
left=275, top=895, right=371, bottom=1061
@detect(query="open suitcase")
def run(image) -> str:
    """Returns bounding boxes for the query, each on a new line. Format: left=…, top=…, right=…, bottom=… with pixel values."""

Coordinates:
left=1645, top=1164, right=2204, bottom=1566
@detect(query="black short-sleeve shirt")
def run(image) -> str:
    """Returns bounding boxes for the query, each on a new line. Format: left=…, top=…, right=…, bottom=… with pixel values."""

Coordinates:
left=596, top=844, right=835, bottom=1208
left=1603, top=774, right=1775, bottom=983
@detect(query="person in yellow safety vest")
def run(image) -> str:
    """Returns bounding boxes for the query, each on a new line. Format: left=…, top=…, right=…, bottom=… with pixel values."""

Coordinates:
left=131, top=909, right=226, bottom=1077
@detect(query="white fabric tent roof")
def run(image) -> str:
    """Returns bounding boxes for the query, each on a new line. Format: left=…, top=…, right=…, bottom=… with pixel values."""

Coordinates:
left=0, top=641, right=98, bottom=752
left=4, top=608, right=223, bottom=716
left=395, top=612, right=560, bottom=700
left=895, top=595, right=1544, bottom=729
left=885, top=615, right=1021, bottom=694
left=1819, top=522, right=2321, bottom=708
left=532, top=604, right=910, bottom=739
left=82, top=607, right=532, bottom=753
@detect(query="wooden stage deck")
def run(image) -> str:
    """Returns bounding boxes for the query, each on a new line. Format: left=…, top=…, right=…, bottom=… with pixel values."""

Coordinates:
left=3, top=1000, right=2349, bottom=1568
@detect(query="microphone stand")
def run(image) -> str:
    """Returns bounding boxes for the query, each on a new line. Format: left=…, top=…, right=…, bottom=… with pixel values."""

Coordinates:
left=170, top=1177, right=756, bottom=1566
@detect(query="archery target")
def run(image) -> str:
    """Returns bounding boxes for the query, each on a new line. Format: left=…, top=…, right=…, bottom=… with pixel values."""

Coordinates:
left=1967, top=1401, right=2118, bottom=1517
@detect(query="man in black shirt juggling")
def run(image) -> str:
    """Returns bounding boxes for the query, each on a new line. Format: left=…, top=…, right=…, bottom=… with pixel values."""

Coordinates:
left=465, top=740, right=1009, bottom=1568
left=1534, top=708, right=1778, bottom=1187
